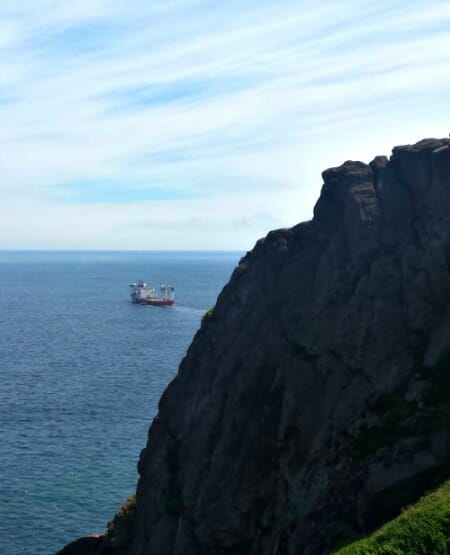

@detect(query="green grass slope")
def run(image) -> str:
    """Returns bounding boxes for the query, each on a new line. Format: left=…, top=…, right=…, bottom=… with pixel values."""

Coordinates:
left=333, top=479, right=450, bottom=555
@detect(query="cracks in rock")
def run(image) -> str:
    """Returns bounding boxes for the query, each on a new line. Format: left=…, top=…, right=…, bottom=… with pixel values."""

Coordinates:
left=370, top=162, right=385, bottom=247
left=325, top=349, right=372, bottom=384
left=390, top=158, right=425, bottom=247
left=283, top=335, right=318, bottom=365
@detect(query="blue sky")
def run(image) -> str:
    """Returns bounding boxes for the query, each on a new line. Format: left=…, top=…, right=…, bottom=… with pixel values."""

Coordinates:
left=1, top=0, right=450, bottom=249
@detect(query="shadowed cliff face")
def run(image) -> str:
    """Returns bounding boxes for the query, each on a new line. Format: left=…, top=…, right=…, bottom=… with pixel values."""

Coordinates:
left=59, top=138, right=450, bottom=555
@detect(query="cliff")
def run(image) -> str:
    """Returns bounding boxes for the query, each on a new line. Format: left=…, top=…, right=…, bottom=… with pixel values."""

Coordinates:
left=58, top=138, right=450, bottom=555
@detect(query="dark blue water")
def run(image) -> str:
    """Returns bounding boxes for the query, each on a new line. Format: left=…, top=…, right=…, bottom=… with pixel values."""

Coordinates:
left=0, top=251, right=241, bottom=555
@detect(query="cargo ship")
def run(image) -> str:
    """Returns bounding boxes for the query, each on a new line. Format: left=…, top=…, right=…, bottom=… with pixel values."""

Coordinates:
left=128, top=281, right=175, bottom=306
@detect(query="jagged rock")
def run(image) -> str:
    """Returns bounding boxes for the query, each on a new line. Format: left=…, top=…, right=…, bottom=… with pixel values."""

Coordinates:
left=58, top=138, right=450, bottom=555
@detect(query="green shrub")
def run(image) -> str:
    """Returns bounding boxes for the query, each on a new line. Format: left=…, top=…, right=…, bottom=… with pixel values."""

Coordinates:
left=238, top=259, right=249, bottom=271
left=202, top=305, right=215, bottom=322
left=116, top=492, right=136, bottom=517
left=107, top=492, right=136, bottom=537
left=333, top=479, right=450, bottom=555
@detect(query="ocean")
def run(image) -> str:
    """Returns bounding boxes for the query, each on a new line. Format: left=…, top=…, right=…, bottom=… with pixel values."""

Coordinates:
left=0, top=251, right=241, bottom=555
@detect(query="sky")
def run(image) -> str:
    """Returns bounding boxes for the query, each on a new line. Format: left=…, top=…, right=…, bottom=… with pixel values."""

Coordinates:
left=1, top=0, right=450, bottom=250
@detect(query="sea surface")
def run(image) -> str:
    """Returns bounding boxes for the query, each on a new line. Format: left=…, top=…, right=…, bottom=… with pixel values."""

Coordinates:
left=0, top=251, right=241, bottom=555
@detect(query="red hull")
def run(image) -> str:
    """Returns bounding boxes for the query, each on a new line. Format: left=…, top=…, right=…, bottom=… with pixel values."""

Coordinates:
left=139, top=299, right=174, bottom=307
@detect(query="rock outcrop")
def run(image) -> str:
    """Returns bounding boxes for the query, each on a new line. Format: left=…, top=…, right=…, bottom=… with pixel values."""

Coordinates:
left=58, top=138, right=450, bottom=555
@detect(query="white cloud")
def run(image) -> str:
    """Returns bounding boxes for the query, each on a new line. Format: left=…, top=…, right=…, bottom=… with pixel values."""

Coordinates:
left=1, top=0, right=450, bottom=248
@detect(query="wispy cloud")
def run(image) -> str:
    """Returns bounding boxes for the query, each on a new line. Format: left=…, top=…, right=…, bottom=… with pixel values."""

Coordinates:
left=1, top=0, right=450, bottom=248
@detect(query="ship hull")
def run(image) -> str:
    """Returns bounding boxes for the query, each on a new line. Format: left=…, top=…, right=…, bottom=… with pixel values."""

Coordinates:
left=139, top=298, right=174, bottom=307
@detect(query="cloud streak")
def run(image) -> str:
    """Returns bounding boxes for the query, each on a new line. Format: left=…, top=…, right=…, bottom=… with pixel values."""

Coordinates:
left=1, top=0, right=450, bottom=248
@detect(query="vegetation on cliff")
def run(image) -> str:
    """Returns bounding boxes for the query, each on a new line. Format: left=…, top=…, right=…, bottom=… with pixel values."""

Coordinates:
left=201, top=305, right=215, bottom=322
left=334, top=479, right=450, bottom=555
left=105, top=492, right=136, bottom=553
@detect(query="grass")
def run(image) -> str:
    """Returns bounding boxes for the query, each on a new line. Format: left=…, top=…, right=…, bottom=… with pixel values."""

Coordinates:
left=202, top=305, right=215, bottom=322
left=116, top=492, right=136, bottom=517
left=333, top=479, right=450, bottom=554
left=107, top=492, right=136, bottom=536
left=238, top=259, right=249, bottom=271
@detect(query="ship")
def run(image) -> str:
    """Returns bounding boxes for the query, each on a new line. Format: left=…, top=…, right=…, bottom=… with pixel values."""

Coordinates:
left=128, top=280, right=175, bottom=306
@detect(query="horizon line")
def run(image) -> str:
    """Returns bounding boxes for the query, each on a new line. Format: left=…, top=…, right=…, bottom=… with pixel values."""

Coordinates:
left=0, top=248, right=246, bottom=253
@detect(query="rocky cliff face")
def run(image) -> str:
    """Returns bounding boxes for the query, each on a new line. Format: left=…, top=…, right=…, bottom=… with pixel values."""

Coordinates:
left=59, top=138, right=450, bottom=555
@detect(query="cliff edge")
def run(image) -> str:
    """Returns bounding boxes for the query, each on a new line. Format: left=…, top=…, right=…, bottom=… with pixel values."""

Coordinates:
left=59, top=138, right=450, bottom=555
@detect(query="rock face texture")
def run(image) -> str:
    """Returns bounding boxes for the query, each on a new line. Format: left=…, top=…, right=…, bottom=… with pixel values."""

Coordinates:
left=59, top=138, right=450, bottom=555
